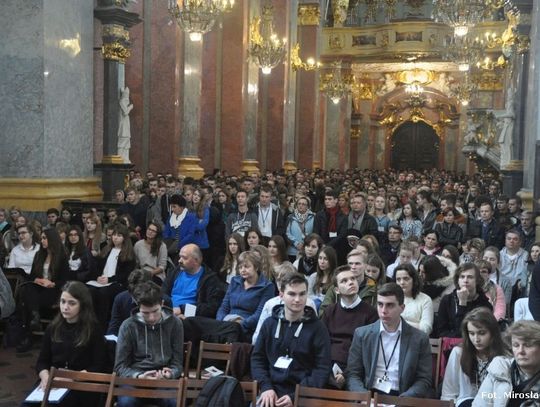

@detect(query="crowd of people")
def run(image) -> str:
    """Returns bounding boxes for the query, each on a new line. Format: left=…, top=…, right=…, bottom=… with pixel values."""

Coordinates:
left=1, top=167, right=540, bottom=407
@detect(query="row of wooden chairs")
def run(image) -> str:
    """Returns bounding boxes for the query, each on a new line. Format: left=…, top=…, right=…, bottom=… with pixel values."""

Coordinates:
left=41, top=367, right=257, bottom=407
left=42, top=368, right=455, bottom=407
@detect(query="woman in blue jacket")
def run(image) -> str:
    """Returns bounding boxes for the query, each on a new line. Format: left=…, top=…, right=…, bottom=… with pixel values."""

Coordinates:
left=216, top=251, right=275, bottom=341
left=163, top=194, right=197, bottom=255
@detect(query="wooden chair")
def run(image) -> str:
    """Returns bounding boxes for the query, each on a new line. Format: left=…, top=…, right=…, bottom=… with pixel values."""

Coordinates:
left=41, top=367, right=115, bottom=407
left=183, top=341, right=192, bottom=378
left=373, top=393, right=455, bottom=407
left=195, top=340, right=232, bottom=379
left=430, top=337, right=443, bottom=388
left=182, top=378, right=257, bottom=407
left=293, top=385, right=371, bottom=406
left=107, top=375, right=184, bottom=407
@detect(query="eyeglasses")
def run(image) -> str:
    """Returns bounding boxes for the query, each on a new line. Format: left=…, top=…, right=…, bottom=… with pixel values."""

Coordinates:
left=18, top=231, right=28, bottom=236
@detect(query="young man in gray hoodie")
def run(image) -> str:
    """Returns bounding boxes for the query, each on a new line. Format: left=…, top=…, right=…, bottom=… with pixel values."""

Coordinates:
left=114, top=281, right=184, bottom=407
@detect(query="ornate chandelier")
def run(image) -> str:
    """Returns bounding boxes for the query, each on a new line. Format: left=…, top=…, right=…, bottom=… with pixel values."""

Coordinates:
left=444, top=36, right=483, bottom=72
left=168, top=0, right=234, bottom=42
left=320, top=61, right=354, bottom=104
left=451, top=74, right=477, bottom=106
left=432, top=0, right=491, bottom=37
left=248, top=5, right=287, bottom=75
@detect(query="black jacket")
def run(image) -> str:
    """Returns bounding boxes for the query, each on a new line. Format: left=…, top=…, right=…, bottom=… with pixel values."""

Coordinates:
left=313, top=209, right=347, bottom=244
left=434, top=222, right=464, bottom=247
left=161, top=265, right=226, bottom=318
left=435, top=290, right=493, bottom=337
left=467, top=218, right=505, bottom=249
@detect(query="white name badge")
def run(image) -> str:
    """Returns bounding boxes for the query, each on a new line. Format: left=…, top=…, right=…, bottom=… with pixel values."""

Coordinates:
left=378, top=226, right=385, bottom=232
left=373, top=377, right=392, bottom=394
left=274, top=356, right=293, bottom=369
left=329, top=232, right=337, bottom=238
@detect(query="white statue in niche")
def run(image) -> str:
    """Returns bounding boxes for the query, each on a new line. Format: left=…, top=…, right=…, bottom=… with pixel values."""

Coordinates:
left=117, top=86, right=133, bottom=163
left=377, top=73, right=396, bottom=95
left=495, top=86, right=516, bottom=168
left=464, top=115, right=481, bottom=145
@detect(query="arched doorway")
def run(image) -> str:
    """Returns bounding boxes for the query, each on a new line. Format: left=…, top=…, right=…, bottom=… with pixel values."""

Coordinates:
left=391, top=121, right=440, bottom=170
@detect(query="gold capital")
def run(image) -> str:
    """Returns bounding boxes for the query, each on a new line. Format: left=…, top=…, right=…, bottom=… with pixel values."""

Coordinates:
left=298, top=4, right=320, bottom=26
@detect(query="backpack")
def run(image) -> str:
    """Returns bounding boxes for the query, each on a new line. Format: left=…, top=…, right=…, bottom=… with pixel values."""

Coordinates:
left=195, top=375, right=245, bottom=407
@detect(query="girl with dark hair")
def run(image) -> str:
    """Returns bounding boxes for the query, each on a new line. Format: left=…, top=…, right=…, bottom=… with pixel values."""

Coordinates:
left=362, top=253, right=387, bottom=307
left=25, top=281, right=106, bottom=407
left=442, top=307, right=509, bottom=407
left=420, top=229, right=442, bottom=256
left=398, top=202, right=423, bottom=240
left=476, top=259, right=506, bottom=321
left=65, top=225, right=97, bottom=283
left=17, top=228, right=70, bottom=351
left=292, top=233, right=324, bottom=276
left=244, top=227, right=264, bottom=250
left=192, top=188, right=211, bottom=261
left=307, top=246, right=338, bottom=308
left=420, top=254, right=457, bottom=312
left=91, top=224, right=136, bottom=327
left=216, top=233, right=245, bottom=283
left=394, top=263, right=434, bottom=334
left=268, top=235, right=293, bottom=281
left=435, top=263, right=493, bottom=338
left=134, top=221, right=167, bottom=285
left=441, top=244, right=461, bottom=266
left=117, top=213, right=140, bottom=244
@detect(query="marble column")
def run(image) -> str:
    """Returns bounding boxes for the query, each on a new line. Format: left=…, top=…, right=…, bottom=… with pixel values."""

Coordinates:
left=177, top=38, right=205, bottom=179
left=501, top=2, right=532, bottom=197
left=295, top=2, right=322, bottom=170
left=94, top=0, right=141, bottom=200
left=519, top=0, right=540, bottom=211
left=281, top=0, right=298, bottom=174
left=242, top=1, right=262, bottom=175
left=0, top=0, right=102, bottom=211
left=324, top=94, right=352, bottom=170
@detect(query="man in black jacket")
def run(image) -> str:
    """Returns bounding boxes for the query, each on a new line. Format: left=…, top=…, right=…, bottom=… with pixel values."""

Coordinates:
left=161, top=244, right=225, bottom=319
left=467, top=201, right=505, bottom=249
left=313, top=190, right=347, bottom=244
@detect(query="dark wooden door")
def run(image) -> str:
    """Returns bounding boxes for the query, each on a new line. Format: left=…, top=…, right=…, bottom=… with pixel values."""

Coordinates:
left=391, top=121, right=440, bottom=170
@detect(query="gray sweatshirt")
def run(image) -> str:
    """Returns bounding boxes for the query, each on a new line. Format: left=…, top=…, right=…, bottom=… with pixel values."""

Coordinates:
left=114, top=306, right=184, bottom=378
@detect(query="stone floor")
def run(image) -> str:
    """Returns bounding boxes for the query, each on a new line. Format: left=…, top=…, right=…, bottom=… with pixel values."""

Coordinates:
left=0, top=341, right=40, bottom=407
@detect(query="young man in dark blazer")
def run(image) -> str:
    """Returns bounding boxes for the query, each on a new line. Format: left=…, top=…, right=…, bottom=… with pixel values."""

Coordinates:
left=346, top=283, right=433, bottom=397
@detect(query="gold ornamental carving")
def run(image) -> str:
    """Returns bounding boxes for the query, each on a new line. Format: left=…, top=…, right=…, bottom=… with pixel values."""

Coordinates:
left=329, top=34, right=345, bottom=51
left=332, top=0, right=349, bottom=28
left=102, top=42, right=131, bottom=63
left=102, top=24, right=130, bottom=41
left=298, top=4, right=320, bottom=26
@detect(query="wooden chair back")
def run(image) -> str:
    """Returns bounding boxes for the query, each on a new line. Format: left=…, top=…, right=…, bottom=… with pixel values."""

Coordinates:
left=108, top=376, right=184, bottom=407
left=430, top=337, right=443, bottom=388
left=373, top=393, right=455, bottom=407
left=293, top=385, right=371, bottom=406
left=195, top=340, right=232, bottom=379
left=41, top=367, right=115, bottom=407
left=182, top=378, right=257, bottom=407
left=183, top=341, right=192, bottom=378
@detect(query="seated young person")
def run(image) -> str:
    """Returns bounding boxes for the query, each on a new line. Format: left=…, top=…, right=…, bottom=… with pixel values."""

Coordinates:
left=23, top=281, right=106, bottom=407
left=114, top=281, right=183, bottom=407
left=435, top=263, right=493, bottom=338
left=473, top=320, right=540, bottom=407
left=321, top=265, right=378, bottom=388
left=394, top=264, right=434, bottom=335
left=251, top=272, right=331, bottom=407
left=252, top=264, right=318, bottom=345
left=442, top=308, right=509, bottom=407
left=346, top=283, right=432, bottom=397
left=17, top=228, right=70, bottom=352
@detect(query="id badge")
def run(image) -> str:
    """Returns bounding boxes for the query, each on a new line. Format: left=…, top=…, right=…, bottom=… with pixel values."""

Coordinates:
left=378, top=226, right=385, bottom=232
left=373, top=377, right=392, bottom=394
left=274, top=356, right=293, bottom=369
left=329, top=232, right=337, bottom=238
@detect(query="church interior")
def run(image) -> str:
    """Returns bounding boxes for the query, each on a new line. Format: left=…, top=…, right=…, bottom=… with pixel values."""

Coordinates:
left=2, top=0, right=540, bottom=405
left=0, top=0, right=539, bottom=211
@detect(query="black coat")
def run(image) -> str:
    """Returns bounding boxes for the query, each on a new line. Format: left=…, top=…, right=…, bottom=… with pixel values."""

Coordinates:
left=313, top=209, right=347, bottom=244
